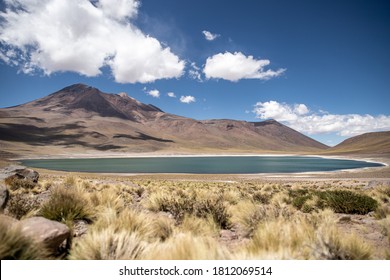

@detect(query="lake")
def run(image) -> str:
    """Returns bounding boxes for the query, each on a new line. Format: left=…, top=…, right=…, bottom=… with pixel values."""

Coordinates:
left=19, top=156, right=384, bottom=174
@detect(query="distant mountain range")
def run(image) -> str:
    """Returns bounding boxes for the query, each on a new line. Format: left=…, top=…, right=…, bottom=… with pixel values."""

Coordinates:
left=0, top=84, right=388, bottom=157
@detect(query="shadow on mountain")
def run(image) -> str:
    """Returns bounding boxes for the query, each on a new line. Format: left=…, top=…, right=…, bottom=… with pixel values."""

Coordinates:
left=113, top=132, right=174, bottom=143
left=0, top=116, right=46, bottom=123
left=0, top=123, right=123, bottom=150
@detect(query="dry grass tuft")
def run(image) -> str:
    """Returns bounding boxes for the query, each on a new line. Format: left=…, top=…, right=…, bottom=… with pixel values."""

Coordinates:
left=313, top=226, right=372, bottom=260
left=3, top=175, right=385, bottom=260
left=39, top=186, right=91, bottom=224
left=180, top=214, right=219, bottom=237
left=6, top=193, right=41, bottom=219
left=146, top=189, right=230, bottom=228
left=92, top=208, right=173, bottom=242
left=144, top=233, right=231, bottom=260
left=245, top=215, right=315, bottom=259
left=4, top=176, right=36, bottom=191
left=69, top=228, right=146, bottom=260
left=0, top=217, right=50, bottom=259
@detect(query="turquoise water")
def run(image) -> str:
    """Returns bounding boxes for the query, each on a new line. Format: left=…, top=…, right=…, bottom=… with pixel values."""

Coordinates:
left=20, top=156, right=384, bottom=174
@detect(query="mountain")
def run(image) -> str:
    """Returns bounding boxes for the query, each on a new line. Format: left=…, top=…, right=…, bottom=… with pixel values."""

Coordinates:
left=326, top=131, right=390, bottom=156
left=0, top=84, right=329, bottom=157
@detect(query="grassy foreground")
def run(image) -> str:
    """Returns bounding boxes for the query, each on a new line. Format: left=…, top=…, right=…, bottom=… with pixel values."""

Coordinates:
left=2, top=174, right=390, bottom=260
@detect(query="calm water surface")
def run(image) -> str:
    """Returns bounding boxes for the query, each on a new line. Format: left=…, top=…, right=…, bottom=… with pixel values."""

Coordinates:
left=20, top=156, right=384, bottom=174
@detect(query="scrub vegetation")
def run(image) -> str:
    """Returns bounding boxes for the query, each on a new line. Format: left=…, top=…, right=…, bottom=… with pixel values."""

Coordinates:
left=2, top=174, right=390, bottom=260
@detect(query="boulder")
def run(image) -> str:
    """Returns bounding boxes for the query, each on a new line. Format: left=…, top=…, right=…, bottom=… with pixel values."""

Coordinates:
left=0, top=213, right=18, bottom=228
left=20, top=217, right=70, bottom=250
left=0, top=164, right=25, bottom=180
left=0, top=184, right=9, bottom=212
left=14, top=168, right=39, bottom=183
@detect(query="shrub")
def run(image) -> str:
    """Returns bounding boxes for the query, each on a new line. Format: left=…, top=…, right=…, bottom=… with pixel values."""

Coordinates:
left=146, top=190, right=230, bottom=229
left=63, top=175, right=77, bottom=187
left=230, top=201, right=266, bottom=237
left=180, top=214, right=219, bottom=237
left=194, top=195, right=230, bottom=229
left=0, top=218, right=49, bottom=259
left=318, top=190, right=378, bottom=215
left=4, top=176, right=36, bottom=191
left=374, top=204, right=390, bottom=219
left=292, top=195, right=312, bottom=210
left=6, top=193, right=41, bottom=219
left=313, top=226, right=372, bottom=260
left=289, top=189, right=378, bottom=215
left=246, top=216, right=315, bottom=259
left=39, top=186, right=91, bottom=224
left=93, top=208, right=173, bottom=242
left=379, top=216, right=390, bottom=243
left=377, top=185, right=390, bottom=198
left=144, top=233, right=231, bottom=260
left=89, top=187, right=126, bottom=213
left=252, top=191, right=271, bottom=204
left=69, top=229, right=146, bottom=260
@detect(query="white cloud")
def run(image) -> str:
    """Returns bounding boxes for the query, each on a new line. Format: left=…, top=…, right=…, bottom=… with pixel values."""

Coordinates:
left=180, top=95, right=196, bottom=104
left=253, top=101, right=390, bottom=137
left=202, top=30, right=220, bottom=41
left=253, top=101, right=308, bottom=122
left=147, top=89, right=160, bottom=98
left=294, top=104, right=309, bottom=115
left=0, top=0, right=185, bottom=83
left=203, top=52, right=285, bottom=82
left=167, top=92, right=176, bottom=98
left=188, top=62, right=203, bottom=82
left=96, top=0, right=139, bottom=21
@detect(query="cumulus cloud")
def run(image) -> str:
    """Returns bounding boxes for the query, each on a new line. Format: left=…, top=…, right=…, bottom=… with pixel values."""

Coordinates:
left=180, top=95, right=196, bottom=104
left=203, top=52, right=285, bottom=82
left=147, top=89, right=160, bottom=98
left=253, top=101, right=309, bottom=122
left=0, top=0, right=185, bottom=83
left=96, top=0, right=139, bottom=20
left=167, top=92, right=176, bottom=98
left=202, top=30, right=220, bottom=41
left=253, top=101, right=390, bottom=137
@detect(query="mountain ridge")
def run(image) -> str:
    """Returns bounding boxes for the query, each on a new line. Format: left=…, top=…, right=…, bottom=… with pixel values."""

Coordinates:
left=326, top=131, right=390, bottom=156
left=4, top=83, right=387, bottom=157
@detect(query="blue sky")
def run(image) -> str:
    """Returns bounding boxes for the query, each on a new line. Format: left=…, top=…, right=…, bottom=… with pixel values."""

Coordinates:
left=0, top=0, right=389, bottom=146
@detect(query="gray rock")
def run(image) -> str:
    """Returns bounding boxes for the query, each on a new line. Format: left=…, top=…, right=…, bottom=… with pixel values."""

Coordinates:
left=14, top=168, right=39, bottom=183
left=20, top=217, right=70, bottom=250
left=0, top=184, right=9, bottom=212
left=0, top=165, right=26, bottom=180
left=0, top=214, right=18, bottom=228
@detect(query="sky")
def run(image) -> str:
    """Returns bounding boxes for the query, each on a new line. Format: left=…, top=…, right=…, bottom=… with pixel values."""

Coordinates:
left=0, top=0, right=389, bottom=146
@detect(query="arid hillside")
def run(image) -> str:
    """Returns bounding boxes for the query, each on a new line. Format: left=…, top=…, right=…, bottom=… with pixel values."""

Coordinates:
left=325, top=131, right=390, bottom=156
left=0, top=84, right=329, bottom=157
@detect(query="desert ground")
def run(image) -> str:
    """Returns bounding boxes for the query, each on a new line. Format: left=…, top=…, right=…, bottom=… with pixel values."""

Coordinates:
left=1, top=153, right=389, bottom=260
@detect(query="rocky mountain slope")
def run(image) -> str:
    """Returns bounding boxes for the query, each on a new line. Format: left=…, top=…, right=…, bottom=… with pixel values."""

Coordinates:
left=0, top=84, right=330, bottom=157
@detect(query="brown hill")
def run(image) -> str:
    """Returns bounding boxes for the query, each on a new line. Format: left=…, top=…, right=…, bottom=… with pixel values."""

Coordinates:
left=326, top=131, right=390, bottom=156
left=0, top=84, right=328, bottom=157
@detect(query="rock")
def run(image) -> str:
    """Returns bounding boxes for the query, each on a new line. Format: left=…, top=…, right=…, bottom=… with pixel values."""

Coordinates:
left=14, top=168, right=39, bottom=183
left=0, top=214, right=18, bottom=228
left=0, top=184, right=9, bottom=212
left=20, top=217, right=70, bottom=250
left=0, top=164, right=25, bottom=180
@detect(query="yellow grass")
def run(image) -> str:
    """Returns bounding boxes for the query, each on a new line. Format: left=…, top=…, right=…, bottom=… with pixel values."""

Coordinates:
left=3, top=174, right=388, bottom=260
